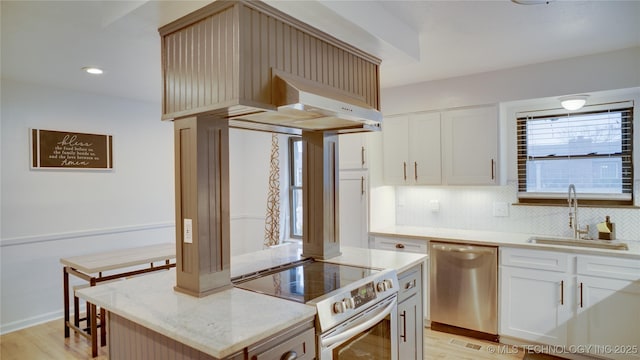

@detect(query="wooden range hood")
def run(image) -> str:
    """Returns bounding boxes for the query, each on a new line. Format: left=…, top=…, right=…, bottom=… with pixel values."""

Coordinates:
left=159, top=0, right=381, bottom=297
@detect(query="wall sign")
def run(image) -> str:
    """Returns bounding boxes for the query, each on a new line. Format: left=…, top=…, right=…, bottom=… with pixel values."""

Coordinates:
left=31, top=129, right=113, bottom=170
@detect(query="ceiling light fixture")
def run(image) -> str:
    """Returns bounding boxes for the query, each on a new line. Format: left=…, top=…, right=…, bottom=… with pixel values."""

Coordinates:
left=511, top=0, right=554, bottom=5
left=82, top=67, right=104, bottom=75
left=559, top=95, right=589, bottom=111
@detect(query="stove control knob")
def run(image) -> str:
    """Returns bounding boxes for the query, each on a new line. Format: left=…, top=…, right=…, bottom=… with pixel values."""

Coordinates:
left=343, top=297, right=356, bottom=309
left=333, top=301, right=346, bottom=314
left=384, top=279, right=394, bottom=289
left=376, top=281, right=387, bottom=292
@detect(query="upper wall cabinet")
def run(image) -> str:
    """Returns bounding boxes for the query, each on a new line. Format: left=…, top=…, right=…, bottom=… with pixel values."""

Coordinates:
left=340, top=133, right=370, bottom=170
left=383, top=105, right=499, bottom=186
left=383, top=112, right=442, bottom=185
left=442, top=106, right=498, bottom=185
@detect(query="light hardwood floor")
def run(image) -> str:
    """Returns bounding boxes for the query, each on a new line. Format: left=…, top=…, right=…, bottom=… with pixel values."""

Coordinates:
left=1, top=319, right=525, bottom=360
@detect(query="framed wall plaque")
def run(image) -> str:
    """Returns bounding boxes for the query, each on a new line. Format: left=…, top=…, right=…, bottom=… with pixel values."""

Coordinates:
left=31, top=129, right=113, bottom=170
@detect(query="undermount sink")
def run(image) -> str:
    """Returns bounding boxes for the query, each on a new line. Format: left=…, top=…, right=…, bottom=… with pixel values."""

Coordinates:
left=528, top=237, right=629, bottom=251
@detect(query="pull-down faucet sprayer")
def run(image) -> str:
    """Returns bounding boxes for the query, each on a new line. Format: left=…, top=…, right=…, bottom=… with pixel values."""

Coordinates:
left=568, top=184, right=589, bottom=239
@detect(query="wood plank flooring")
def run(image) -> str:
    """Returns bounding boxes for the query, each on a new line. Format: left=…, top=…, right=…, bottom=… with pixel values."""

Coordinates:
left=1, top=318, right=525, bottom=360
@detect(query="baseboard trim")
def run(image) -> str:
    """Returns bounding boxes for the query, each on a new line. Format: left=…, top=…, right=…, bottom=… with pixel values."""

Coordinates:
left=0, top=310, right=64, bottom=335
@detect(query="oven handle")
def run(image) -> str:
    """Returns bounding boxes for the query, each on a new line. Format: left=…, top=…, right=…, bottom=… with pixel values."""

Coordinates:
left=320, top=298, right=396, bottom=348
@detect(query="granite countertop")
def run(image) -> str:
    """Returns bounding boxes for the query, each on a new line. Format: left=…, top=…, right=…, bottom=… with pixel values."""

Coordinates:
left=76, top=244, right=425, bottom=358
left=370, top=225, right=640, bottom=259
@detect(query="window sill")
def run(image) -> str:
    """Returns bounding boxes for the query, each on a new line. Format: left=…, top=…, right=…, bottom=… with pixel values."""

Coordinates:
left=513, top=202, right=639, bottom=209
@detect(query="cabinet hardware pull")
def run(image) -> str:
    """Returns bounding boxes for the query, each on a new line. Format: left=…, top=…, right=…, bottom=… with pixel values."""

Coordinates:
left=400, top=310, right=407, bottom=342
left=580, top=282, right=584, bottom=308
left=361, top=176, right=365, bottom=196
left=414, top=162, right=418, bottom=181
left=405, top=279, right=416, bottom=290
left=396, top=243, right=405, bottom=249
left=281, top=351, right=298, bottom=360
left=361, top=146, right=365, bottom=166
left=560, top=280, right=564, bottom=305
left=491, top=159, right=495, bottom=180
left=403, top=162, right=407, bottom=181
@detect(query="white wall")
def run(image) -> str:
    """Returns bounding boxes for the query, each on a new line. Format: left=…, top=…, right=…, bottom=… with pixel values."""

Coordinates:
left=0, top=80, right=292, bottom=333
left=371, top=47, right=640, bottom=241
left=0, top=79, right=175, bottom=333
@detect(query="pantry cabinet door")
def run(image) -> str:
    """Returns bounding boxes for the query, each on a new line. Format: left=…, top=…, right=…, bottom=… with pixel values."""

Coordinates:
left=339, top=172, right=368, bottom=248
left=442, top=106, right=498, bottom=185
left=500, top=266, right=572, bottom=345
left=572, top=276, right=640, bottom=360
left=383, top=115, right=410, bottom=185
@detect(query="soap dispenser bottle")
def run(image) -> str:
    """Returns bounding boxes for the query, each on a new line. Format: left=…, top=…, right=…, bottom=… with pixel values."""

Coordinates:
left=603, top=216, right=615, bottom=240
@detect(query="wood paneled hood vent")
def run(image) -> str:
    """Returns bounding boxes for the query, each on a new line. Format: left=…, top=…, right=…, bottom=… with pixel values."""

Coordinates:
left=159, top=0, right=382, bottom=135
left=161, top=0, right=380, bottom=297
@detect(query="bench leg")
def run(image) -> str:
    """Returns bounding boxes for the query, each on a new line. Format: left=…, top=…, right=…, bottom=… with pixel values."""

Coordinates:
left=90, top=302, right=98, bottom=357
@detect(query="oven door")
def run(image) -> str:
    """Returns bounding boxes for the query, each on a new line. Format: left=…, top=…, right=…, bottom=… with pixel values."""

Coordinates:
left=319, top=294, right=398, bottom=360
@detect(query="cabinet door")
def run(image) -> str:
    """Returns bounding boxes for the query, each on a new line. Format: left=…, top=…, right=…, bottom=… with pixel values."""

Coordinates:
left=398, top=265, right=424, bottom=360
left=500, top=266, right=573, bottom=345
left=383, top=115, right=409, bottom=184
left=442, top=106, right=498, bottom=185
left=339, top=171, right=368, bottom=248
left=573, top=276, right=640, bottom=360
left=339, top=133, right=368, bottom=170
left=398, top=294, right=421, bottom=360
left=408, top=112, right=441, bottom=185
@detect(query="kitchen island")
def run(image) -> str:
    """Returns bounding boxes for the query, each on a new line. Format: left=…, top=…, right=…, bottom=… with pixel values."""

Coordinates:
left=76, top=244, right=427, bottom=359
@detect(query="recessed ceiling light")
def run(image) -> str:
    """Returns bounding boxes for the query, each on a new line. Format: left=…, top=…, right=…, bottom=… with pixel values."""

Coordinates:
left=82, top=67, right=104, bottom=75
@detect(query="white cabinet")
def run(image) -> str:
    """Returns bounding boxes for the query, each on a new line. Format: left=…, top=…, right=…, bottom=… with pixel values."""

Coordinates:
left=397, top=264, right=424, bottom=360
left=383, top=112, right=441, bottom=185
left=339, top=172, right=368, bottom=248
left=500, top=265, right=573, bottom=345
left=501, top=248, right=640, bottom=359
left=573, top=256, right=640, bottom=360
left=500, top=248, right=573, bottom=345
left=339, top=133, right=369, bottom=170
left=383, top=105, right=499, bottom=186
left=442, top=105, right=498, bottom=185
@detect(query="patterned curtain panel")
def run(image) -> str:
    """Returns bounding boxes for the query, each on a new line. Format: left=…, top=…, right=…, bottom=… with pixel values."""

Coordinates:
left=264, top=133, right=281, bottom=247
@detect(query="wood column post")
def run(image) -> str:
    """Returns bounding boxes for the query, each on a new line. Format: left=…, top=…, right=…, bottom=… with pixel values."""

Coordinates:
left=173, top=116, right=232, bottom=297
left=301, top=131, right=341, bottom=260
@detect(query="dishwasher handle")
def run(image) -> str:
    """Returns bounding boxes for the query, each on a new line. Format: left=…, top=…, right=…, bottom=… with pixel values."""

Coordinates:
left=432, top=244, right=496, bottom=255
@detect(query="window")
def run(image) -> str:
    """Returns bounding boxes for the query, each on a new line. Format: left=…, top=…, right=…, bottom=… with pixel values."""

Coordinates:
left=289, top=137, right=303, bottom=238
left=517, top=102, right=633, bottom=205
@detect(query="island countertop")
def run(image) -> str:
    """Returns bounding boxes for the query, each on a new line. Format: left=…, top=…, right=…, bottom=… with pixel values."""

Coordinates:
left=76, top=244, right=425, bottom=359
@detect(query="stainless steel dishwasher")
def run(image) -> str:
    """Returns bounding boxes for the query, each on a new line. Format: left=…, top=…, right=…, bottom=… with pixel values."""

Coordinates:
left=429, top=241, right=498, bottom=341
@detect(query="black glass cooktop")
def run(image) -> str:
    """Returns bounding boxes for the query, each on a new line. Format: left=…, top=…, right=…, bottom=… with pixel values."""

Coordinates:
left=234, top=261, right=378, bottom=303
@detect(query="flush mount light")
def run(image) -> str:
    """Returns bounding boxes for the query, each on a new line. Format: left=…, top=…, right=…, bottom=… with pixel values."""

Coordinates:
left=559, top=95, right=589, bottom=111
left=82, top=67, right=104, bottom=75
left=511, top=0, right=554, bottom=4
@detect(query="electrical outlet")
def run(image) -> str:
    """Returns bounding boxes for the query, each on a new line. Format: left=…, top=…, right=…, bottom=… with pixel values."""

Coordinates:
left=430, top=200, right=440, bottom=212
left=493, top=202, right=509, bottom=217
left=184, top=218, right=193, bottom=243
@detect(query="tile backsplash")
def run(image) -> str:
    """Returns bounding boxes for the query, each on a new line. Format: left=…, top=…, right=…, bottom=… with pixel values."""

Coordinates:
left=395, top=181, right=640, bottom=241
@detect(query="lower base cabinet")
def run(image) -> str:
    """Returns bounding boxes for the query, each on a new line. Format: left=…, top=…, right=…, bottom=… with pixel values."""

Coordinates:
left=108, top=312, right=315, bottom=360
left=397, top=263, right=424, bottom=360
left=500, top=248, right=640, bottom=360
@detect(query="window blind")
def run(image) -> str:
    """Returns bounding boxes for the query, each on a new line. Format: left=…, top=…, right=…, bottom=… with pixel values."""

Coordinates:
left=517, top=102, right=633, bottom=203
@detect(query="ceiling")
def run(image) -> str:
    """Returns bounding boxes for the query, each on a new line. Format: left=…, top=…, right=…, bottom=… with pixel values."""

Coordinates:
left=2, top=0, right=639, bottom=104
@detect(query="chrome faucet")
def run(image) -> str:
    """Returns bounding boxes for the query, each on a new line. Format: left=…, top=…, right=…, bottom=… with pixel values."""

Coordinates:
left=568, top=184, right=589, bottom=239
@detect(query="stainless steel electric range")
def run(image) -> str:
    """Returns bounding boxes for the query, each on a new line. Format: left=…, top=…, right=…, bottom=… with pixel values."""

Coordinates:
left=234, top=259, right=399, bottom=360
